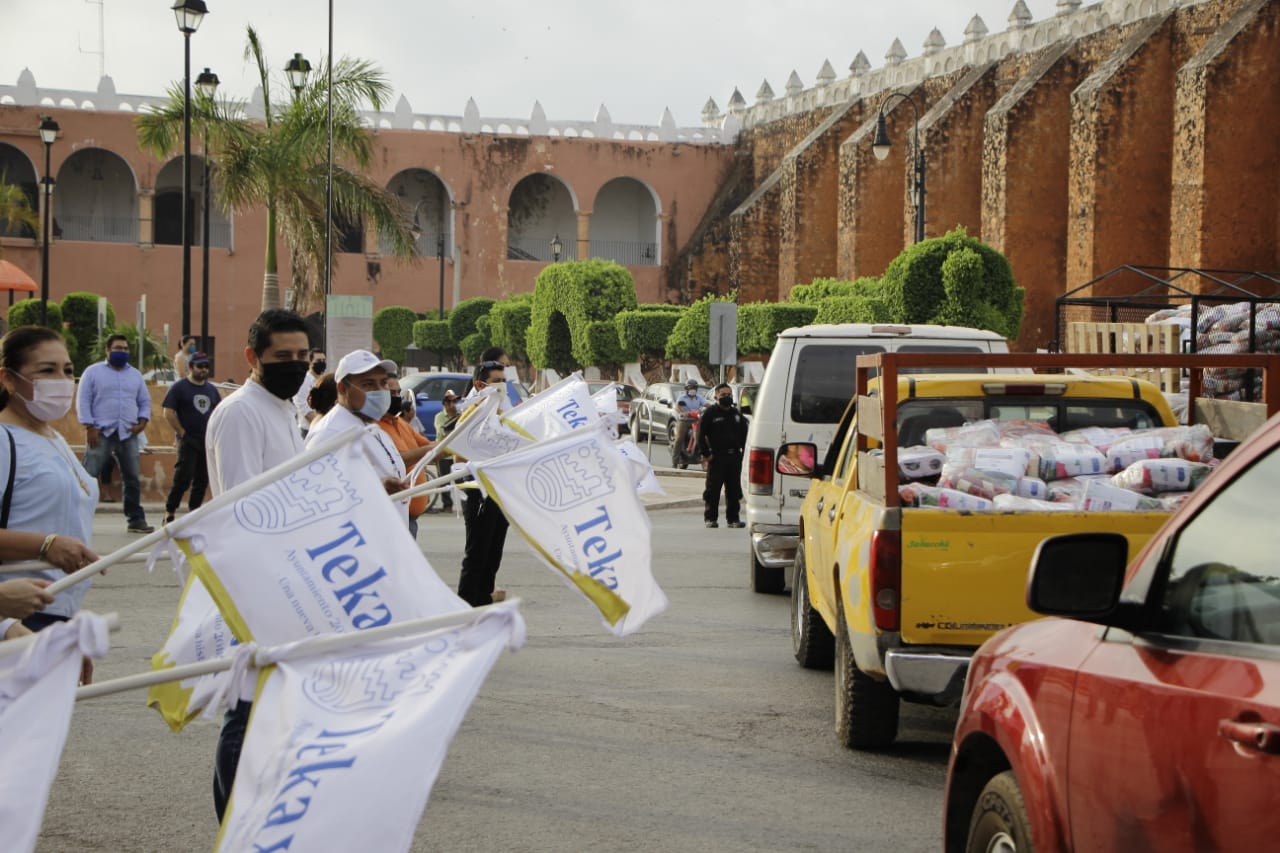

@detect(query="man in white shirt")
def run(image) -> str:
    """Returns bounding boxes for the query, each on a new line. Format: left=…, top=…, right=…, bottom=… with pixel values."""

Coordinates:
left=203, top=308, right=312, bottom=822
left=292, top=348, right=326, bottom=438
left=305, top=349, right=409, bottom=523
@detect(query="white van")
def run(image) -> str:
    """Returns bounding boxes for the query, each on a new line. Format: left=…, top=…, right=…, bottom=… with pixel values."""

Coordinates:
left=744, top=324, right=1011, bottom=593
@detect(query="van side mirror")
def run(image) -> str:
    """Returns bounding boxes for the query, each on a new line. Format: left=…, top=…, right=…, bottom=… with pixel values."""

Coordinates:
left=776, top=442, right=818, bottom=477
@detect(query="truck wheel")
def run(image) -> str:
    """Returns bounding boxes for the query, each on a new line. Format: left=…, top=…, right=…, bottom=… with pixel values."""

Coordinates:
left=966, top=771, right=1032, bottom=853
left=750, top=551, right=785, bottom=595
left=834, top=607, right=899, bottom=750
left=791, top=544, right=834, bottom=669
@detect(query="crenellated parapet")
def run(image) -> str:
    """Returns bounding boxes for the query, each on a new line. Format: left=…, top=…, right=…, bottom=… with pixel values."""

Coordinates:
left=716, top=0, right=1203, bottom=131
left=0, top=68, right=734, bottom=146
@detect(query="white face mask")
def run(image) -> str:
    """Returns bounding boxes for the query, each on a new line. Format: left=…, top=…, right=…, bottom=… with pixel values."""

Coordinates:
left=358, top=389, right=391, bottom=421
left=18, top=376, right=76, bottom=422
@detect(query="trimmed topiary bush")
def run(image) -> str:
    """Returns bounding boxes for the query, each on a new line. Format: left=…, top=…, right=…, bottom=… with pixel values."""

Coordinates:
left=447, top=297, right=496, bottom=345
left=527, top=259, right=638, bottom=373
left=488, top=295, right=533, bottom=363
left=412, top=319, right=458, bottom=368
left=60, top=291, right=115, bottom=372
left=790, top=276, right=883, bottom=304
left=372, top=305, right=418, bottom=365
left=8, top=298, right=62, bottom=331
left=739, top=302, right=818, bottom=356
left=615, top=308, right=681, bottom=362
left=665, top=294, right=732, bottom=364
left=879, top=227, right=1023, bottom=339
left=813, top=296, right=894, bottom=325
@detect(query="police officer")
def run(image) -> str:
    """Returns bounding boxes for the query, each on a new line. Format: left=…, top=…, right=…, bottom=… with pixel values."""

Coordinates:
left=697, top=383, right=748, bottom=528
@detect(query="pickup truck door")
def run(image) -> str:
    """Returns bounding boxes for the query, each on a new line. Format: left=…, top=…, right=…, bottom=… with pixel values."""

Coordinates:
left=805, top=417, right=861, bottom=619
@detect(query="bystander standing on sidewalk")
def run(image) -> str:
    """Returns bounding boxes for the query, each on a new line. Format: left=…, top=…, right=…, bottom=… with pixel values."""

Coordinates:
left=160, top=352, right=221, bottom=523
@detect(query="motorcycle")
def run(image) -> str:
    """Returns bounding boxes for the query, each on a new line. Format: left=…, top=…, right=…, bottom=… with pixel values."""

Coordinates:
left=671, top=409, right=703, bottom=469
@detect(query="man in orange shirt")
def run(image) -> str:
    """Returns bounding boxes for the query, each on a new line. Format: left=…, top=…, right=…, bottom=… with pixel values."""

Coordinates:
left=377, top=375, right=434, bottom=539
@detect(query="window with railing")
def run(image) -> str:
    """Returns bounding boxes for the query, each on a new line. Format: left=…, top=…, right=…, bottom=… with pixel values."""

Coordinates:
left=589, top=239, right=658, bottom=266
left=56, top=214, right=135, bottom=243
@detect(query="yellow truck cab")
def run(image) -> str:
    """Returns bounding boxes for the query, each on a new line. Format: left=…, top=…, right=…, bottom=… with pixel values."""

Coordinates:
left=789, top=351, right=1280, bottom=751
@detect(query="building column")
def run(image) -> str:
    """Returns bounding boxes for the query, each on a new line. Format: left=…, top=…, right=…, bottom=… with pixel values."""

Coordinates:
left=138, top=189, right=155, bottom=248
left=576, top=210, right=591, bottom=260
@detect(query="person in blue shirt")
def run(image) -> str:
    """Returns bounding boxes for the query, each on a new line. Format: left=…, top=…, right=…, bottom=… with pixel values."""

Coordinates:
left=160, top=351, right=221, bottom=523
left=76, top=334, right=153, bottom=533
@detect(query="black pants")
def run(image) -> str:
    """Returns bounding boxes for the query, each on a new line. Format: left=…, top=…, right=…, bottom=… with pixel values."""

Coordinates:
left=213, top=701, right=252, bottom=821
left=166, top=436, right=209, bottom=514
left=22, top=611, right=70, bottom=631
left=703, top=451, right=744, bottom=523
left=438, top=456, right=454, bottom=509
left=458, top=489, right=509, bottom=606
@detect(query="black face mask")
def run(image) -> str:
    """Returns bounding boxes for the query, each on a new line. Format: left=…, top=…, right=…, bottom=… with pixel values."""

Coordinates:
left=312, top=360, right=327, bottom=375
left=386, top=395, right=403, bottom=417
left=259, top=360, right=310, bottom=400
left=717, top=396, right=733, bottom=408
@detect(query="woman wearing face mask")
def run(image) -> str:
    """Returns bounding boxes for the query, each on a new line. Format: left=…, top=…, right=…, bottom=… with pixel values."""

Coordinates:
left=0, top=326, right=102, bottom=639
left=304, top=349, right=410, bottom=524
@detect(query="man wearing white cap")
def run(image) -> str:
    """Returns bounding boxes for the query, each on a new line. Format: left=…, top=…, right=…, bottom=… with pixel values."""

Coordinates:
left=305, top=349, right=409, bottom=521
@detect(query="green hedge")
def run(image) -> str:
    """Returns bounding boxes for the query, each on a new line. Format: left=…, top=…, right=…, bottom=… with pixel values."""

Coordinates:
left=615, top=309, right=681, bottom=358
left=60, top=292, right=115, bottom=372
left=447, top=297, right=496, bottom=344
left=813, top=296, right=893, bottom=325
left=739, top=302, right=818, bottom=355
left=488, top=295, right=533, bottom=362
left=789, top=276, right=883, bottom=304
left=665, top=295, right=731, bottom=363
left=372, top=305, right=418, bottom=365
left=880, top=227, right=1023, bottom=339
left=8, top=298, right=62, bottom=331
left=412, top=319, right=456, bottom=363
left=527, top=259, right=638, bottom=373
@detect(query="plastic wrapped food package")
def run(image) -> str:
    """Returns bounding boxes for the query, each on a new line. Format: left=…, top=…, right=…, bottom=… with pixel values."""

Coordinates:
left=938, top=465, right=1021, bottom=500
left=1105, top=424, right=1214, bottom=471
left=925, top=420, right=1001, bottom=452
left=946, top=446, right=1033, bottom=478
left=1038, top=442, right=1108, bottom=481
left=911, top=486, right=994, bottom=510
left=1081, top=480, right=1165, bottom=512
left=993, top=494, right=1081, bottom=512
left=898, top=446, right=945, bottom=482
left=1111, top=459, right=1211, bottom=495
left=1059, top=427, right=1132, bottom=453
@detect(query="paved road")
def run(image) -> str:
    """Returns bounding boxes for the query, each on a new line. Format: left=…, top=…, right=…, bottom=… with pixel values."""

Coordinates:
left=40, top=496, right=953, bottom=852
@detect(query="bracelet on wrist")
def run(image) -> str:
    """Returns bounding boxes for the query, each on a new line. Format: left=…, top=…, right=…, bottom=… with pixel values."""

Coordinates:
left=38, top=534, right=57, bottom=560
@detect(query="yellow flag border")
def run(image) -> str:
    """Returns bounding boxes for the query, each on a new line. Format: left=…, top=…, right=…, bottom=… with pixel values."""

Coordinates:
left=145, top=570, right=209, bottom=732
left=181, top=537, right=258, bottom=645
left=474, top=469, right=631, bottom=627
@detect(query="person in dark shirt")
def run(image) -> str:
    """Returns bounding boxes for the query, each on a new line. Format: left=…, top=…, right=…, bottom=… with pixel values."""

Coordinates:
left=697, top=383, right=749, bottom=529
left=160, top=352, right=221, bottom=523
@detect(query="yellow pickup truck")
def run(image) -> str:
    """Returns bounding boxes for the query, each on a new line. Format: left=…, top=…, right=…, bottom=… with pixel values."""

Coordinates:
left=788, top=352, right=1280, bottom=750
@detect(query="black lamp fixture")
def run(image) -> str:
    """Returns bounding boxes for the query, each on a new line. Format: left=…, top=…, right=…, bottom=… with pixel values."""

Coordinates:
left=550, top=233, right=563, bottom=263
left=871, top=91, right=926, bottom=245
left=285, top=52, right=312, bottom=97
left=194, top=66, right=219, bottom=356
left=38, top=115, right=59, bottom=326
left=172, top=0, right=208, bottom=342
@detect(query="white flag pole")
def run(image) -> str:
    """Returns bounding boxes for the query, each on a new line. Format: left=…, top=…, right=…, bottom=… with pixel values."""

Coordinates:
left=390, top=465, right=474, bottom=502
left=74, top=599, right=520, bottom=701
left=0, top=612, right=121, bottom=661
left=0, top=553, right=155, bottom=575
left=46, top=430, right=363, bottom=596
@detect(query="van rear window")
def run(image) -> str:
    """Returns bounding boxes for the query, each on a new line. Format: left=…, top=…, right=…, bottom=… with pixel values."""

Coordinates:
left=789, top=344, right=989, bottom=423
left=791, top=345, right=884, bottom=423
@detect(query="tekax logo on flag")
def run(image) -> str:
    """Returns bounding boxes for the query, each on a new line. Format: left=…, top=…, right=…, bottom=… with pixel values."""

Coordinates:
left=233, top=456, right=362, bottom=534
left=525, top=439, right=616, bottom=511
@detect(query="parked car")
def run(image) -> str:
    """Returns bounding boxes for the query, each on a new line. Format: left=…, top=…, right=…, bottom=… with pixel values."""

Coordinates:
left=403, top=371, right=529, bottom=439
left=730, top=382, right=758, bottom=416
left=586, top=381, right=640, bottom=434
left=945, top=411, right=1280, bottom=853
left=629, top=381, right=710, bottom=443
left=141, top=367, right=178, bottom=385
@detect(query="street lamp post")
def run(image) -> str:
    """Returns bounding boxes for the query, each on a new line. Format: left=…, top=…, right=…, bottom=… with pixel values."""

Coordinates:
left=172, top=0, right=208, bottom=341
left=38, top=116, right=59, bottom=326
left=195, top=66, right=218, bottom=356
left=871, top=92, right=926, bottom=244
left=550, top=233, right=563, bottom=263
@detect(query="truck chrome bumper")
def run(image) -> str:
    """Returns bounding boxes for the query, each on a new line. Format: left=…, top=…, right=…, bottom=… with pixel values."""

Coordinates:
left=750, top=525, right=798, bottom=569
left=884, top=648, right=971, bottom=707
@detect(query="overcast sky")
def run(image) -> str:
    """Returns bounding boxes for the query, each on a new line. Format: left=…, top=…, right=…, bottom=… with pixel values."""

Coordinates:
left=1, top=1, right=1062, bottom=127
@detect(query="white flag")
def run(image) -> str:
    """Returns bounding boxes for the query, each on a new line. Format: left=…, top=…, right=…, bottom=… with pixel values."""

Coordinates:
left=469, top=421, right=667, bottom=635
left=0, top=612, right=111, bottom=853
left=502, top=373, right=597, bottom=439
left=147, top=572, right=237, bottom=730
left=590, top=382, right=629, bottom=436
left=443, top=389, right=533, bottom=462
left=175, top=440, right=466, bottom=647
left=615, top=438, right=664, bottom=496
left=215, top=604, right=524, bottom=853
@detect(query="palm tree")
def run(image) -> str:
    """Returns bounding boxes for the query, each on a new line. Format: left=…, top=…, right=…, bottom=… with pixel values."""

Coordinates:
left=136, top=25, right=417, bottom=315
left=0, top=173, right=39, bottom=254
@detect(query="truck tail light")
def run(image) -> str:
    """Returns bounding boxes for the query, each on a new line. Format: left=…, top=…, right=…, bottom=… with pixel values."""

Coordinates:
left=869, top=530, right=901, bottom=631
left=748, top=448, right=775, bottom=495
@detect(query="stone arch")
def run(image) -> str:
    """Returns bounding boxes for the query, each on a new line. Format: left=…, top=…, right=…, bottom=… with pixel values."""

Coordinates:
left=153, top=155, right=230, bottom=248
left=588, top=176, right=661, bottom=266
left=385, top=167, right=453, bottom=258
left=1124, top=3, right=1137, bottom=21
left=0, top=142, right=38, bottom=238
left=54, top=147, right=137, bottom=243
left=506, top=173, right=578, bottom=262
